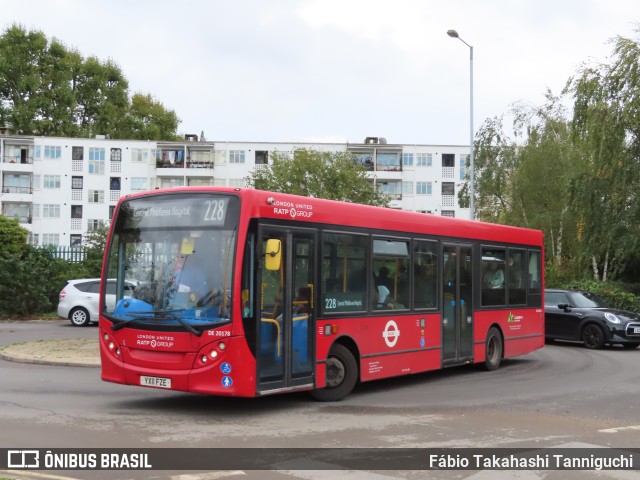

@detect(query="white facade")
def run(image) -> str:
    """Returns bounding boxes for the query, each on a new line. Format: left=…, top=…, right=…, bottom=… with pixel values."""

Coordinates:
left=0, top=134, right=471, bottom=247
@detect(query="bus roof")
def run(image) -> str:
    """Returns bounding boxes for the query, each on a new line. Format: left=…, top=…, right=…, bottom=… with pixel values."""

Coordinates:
left=120, top=187, right=543, bottom=247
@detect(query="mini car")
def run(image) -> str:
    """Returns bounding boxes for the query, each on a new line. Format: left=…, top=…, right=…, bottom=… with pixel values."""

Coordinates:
left=57, top=279, right=135, bottom=326
left=545, top=288, right=640, bottom=349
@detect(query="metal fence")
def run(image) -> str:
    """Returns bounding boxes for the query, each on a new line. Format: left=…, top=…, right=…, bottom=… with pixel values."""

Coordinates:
left=48, top=246, right=86, bottom=263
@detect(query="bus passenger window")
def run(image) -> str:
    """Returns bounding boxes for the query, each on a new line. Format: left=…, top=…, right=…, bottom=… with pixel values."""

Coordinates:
left=372, top=239, right=409, bottom=310
left=414, top=240, right=437, bottom=309
left=482, top=248, right=506, bottom=306
left=321, top=233, right=368, bottom=314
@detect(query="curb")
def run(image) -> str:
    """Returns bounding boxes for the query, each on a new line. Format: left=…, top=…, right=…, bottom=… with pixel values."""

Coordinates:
left=0, top=350, right=99, bottom=368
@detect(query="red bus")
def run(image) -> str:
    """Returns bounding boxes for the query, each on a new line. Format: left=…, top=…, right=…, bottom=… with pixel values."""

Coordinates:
left=99, top=187, right=544, bottom=401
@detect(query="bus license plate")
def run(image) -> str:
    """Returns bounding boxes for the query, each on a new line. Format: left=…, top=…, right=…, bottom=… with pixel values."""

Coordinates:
left=634, top=327, right=640, bottom=334
left=140, top=375, right=172, bottom=389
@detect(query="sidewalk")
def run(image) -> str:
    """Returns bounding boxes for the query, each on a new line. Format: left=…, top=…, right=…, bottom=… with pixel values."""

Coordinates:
left=0, top=337, right=100, bottom=367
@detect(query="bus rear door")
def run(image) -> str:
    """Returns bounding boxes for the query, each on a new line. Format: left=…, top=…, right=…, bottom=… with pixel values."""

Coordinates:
left=442, top=244, right=474, bottom=366
left=257, top=226, right=315, bottom=394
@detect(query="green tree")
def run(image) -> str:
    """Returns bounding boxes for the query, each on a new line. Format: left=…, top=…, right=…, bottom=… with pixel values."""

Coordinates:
left=566, top=28, right=640, bottom=281
left=246, top=149, right=390, bottom=207
left=73, top=56, right=129, bottom=137
left=122, top=93, right=180, bottom=140
left=0, top=215, right=28, bottom=257
left=82, top=223, right=110, bottom=277
left=0, top=24, right=181, bottom=140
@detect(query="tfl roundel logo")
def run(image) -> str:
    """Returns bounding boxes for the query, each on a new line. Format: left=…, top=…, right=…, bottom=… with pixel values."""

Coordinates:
left=383, top=320, right=400, bottom=348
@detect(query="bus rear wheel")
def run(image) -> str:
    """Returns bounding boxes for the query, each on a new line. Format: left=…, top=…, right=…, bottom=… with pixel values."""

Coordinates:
left=310, top=344, right=358, bottom=402
left=483, top=327, right=503, bottom=371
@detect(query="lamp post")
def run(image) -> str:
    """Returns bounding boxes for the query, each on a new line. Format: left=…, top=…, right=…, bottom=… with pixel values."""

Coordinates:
left=447, top=29, right=474, bottom=220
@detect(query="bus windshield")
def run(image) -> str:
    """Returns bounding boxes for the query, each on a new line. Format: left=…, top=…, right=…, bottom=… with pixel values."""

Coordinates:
left=103, top=192, right=239, bottom=333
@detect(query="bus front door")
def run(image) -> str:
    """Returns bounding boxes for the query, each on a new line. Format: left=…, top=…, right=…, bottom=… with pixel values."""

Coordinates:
left=257, top=227, right=315, bottom=394
left=442, top=244, right=473, bottom=366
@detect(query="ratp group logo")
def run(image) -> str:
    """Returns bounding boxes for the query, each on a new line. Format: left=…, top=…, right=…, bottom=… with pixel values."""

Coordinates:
left=8, top=450, right=39, bottom=468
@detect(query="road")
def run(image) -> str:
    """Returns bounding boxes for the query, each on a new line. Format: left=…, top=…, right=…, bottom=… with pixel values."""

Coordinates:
left=1, top=321, right=639, bottom=480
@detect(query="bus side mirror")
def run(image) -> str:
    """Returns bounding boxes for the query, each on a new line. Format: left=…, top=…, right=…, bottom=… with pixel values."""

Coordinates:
left=265, top=239, right=282, bottom=271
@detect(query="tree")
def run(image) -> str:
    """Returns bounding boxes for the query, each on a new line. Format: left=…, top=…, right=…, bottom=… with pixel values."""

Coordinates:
left=246, top=149, right=390, bottom=207
left=0, top=24, right=181, bottom=140
left=566, top=28, right=640, bottom=280
left=122, top=93, right=180, bottom=140
left=73, top=56, right=129, bottom=138
left=82, top=223, right=110, bottom=277
left=0, top=215, right=28, bottom=257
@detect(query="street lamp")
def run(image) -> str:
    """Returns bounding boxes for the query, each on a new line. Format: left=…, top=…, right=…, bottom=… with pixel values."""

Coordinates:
left=447, top=29, right=474, bottom=220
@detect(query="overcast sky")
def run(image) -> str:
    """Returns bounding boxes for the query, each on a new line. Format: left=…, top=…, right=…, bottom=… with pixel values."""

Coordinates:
left=3, top=0, right=639, bottom=145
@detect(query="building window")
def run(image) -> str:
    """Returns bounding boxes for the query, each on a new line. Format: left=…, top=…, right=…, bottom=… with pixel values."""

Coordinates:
left=402, top=181, right=413, bottom=195
left=131, top=177, right=147, bottom=191
left=442, top=153, right=455, bottom=168
left=159, top=178, right=183, bottom=189
left=70, top=234, right=82, bottom=247
left=71, top=205, right=83, bottom=218
left=109, top=205, right=115, bottom=219
left=416, top=153, right=432, bottom=166
left=416, top=181, right=432, bottom=195
left=43, top=175, right=61, bottom=189
left=255, top=151, right=268, bottom=165
left=460, top=154, right=469, bottom=180
left=441, top=210, right=455, bottom=217
left=188, top=178, right=213, bottom=186
left=72, top=146, right=84, bottom=160
left=72, top=176, right=83, bottom=189
left=442, top=182, right=455, bottom=196
left=228, top=178, right=245, bottom=188
left=88, top=148, right=105, bottom=174
left=131, top=148, right=147, bottom=163
left=229, top=150, right=246, bottom=164
left=42, top=234, right=60, bottom=246
left=44, top=145, right=61, bottom=159
left=110, top=177, right=121, bottom=190
left=88, top=190, right=104, bottom=203
left=42, top=204, right=60, bottom=218
left=27, top=233, right=39, bottom=246
left=402, top=153, right=413, bottom=167
left=87, top=219, right=103, bottom=231
left=110, top=148, right=122, bottom=162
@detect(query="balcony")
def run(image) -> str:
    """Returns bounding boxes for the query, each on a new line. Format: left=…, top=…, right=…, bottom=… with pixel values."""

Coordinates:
left=186, top=160, right=214, bottom=169
left=2, top=186, right=32, bottom=194
left=2, top=155, right=33, bottom=164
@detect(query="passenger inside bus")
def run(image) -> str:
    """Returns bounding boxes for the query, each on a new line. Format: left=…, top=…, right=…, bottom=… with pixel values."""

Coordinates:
left=483, top=262, right=504, bottom=289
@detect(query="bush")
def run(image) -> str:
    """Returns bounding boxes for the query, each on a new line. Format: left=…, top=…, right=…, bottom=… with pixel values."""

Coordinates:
left=558, top=279, right=640, bottom=312
left=0, top=245, right=92, bottom=317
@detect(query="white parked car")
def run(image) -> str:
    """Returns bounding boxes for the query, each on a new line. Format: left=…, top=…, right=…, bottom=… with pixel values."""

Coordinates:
left=57, top=279, right=136, bottom=326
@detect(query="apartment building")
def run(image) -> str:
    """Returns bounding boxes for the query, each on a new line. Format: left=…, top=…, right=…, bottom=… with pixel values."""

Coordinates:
left=0, top=134, right=471, bottom=247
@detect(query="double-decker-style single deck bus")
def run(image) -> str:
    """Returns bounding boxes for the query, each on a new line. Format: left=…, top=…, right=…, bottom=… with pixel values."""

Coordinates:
left=99, top=187, right=544, bottom=401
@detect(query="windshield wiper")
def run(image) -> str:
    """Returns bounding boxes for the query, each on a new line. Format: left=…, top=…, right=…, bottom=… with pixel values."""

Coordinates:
left=110, top=309, right=202, bottom=336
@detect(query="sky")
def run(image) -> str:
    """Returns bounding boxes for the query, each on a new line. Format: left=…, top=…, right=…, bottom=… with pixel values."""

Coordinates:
left=3, top=0, right=640, bottom=145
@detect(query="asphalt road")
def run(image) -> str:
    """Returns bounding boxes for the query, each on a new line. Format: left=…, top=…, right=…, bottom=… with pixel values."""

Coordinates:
left=1, top=321, right=640, bottom=480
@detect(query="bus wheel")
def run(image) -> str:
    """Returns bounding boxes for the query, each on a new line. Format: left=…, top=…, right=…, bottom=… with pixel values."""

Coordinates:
left=483, top=327, right=503, bottom=371
left=310, top=344, right=358, bottom=402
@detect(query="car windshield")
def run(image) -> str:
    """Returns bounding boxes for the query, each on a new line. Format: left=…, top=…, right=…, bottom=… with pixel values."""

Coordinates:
left=103, top=193, right=239, bottom=332
left=569, top=291, right=609, bottom=308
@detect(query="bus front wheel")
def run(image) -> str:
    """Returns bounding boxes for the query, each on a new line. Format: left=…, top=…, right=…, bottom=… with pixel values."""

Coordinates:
left=310, top=344, right=358, bottom=402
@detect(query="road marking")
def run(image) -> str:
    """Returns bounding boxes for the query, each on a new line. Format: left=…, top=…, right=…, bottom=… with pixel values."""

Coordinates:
left=599, top=425, right=640, bottom=433
left=171, top=472, right=245, bottom=480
